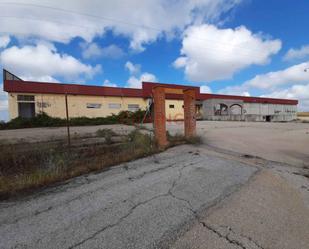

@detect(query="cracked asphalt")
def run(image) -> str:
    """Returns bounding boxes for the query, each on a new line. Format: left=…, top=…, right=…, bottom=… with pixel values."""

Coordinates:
left=0, top=145, right=257, bottom=249
left=1, top=142, right=309, bottom=249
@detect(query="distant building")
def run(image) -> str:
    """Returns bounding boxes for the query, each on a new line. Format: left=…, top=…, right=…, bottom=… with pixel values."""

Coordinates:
left=3, top=70, right=298, bottom=122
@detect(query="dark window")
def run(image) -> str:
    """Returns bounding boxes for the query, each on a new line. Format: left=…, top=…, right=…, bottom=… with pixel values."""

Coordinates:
left=87, top=103, right=102, bottom=109
left=17, top=95, right=35, bottom=102
left=169, top=104, right=175, bottom=109
left=18, top=103, right=35, bottom=118
left=128, top=104, right=139, bottom=112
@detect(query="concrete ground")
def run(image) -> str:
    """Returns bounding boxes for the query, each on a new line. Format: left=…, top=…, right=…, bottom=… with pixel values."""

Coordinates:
left=0, top=124, right=135, bottom=144
left=0, top=121, right=308, bottom=248
left=0, top=145, right=258, bottom=249
left=162, top=121, right=309, bottom=167
left=1, top=121, right=308, bottom=167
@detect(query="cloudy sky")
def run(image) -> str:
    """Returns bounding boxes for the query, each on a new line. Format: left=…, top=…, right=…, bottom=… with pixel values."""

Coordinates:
left=1, top=0, right=309, bottom=120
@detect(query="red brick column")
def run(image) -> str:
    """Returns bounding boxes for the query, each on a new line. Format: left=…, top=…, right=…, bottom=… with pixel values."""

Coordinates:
left=153, top=87, right=168, bottom=148
left=184, top=89, right=196, bottom=138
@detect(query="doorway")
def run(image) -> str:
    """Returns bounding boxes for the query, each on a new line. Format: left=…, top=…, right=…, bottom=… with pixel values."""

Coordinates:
left=265, top=115, right=272, bottom=122
left=18, top=102, right=35, bottom=118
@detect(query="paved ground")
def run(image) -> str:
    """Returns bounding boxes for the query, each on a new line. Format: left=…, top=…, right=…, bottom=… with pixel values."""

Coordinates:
left=0, top=124, right=135, bottom=144
left=171, top=167, right=309, bottom=249
left=1, top=121, right=309, bottom=249
left=1, top=121, right=308, bottom=167
left=0, top=145, right=257, bottom=249
left=162, top=121, right=309, bottom=167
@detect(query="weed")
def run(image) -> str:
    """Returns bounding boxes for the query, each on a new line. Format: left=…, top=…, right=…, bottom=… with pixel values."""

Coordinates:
left=96, top=129, right=117, bottom=144
left=0, top=129, right=159, bottom=199
left=166, top=131, right=203, bottom=145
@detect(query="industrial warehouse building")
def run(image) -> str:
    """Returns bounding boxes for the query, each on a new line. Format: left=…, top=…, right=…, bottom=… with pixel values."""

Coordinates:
left=3, top=70, right=298, bottom=122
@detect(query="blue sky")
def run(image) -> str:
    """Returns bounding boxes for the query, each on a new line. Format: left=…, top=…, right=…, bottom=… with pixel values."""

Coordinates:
left=1, top=0, right=309, bottom=121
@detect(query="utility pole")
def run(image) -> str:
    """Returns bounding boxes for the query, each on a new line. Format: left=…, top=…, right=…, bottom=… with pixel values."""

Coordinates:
left=65, top=93, right=71, bottom=147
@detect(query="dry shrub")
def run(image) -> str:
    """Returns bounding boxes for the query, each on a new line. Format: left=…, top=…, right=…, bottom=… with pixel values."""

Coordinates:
left=0, top=130, right=157, bottom=199
left=0, top=129, right=197, bottom=199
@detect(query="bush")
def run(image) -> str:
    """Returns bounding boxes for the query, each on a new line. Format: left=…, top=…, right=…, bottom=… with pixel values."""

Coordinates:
left=96, top=128, right=117, bottom=144
left=0, top=110, right=149, bottom=130
left=0, top=129, right=159, bottom=198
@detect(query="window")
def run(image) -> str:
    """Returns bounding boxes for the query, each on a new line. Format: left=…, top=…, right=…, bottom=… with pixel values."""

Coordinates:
left=169, top=104, right=175, bottom=109
left=109, top=103, right=121, bottom=109
left=87, top=103, right=102, bottom=109
left=128, top=104, right=139, bottom=112
left=17, top=95, right=35, bottom=102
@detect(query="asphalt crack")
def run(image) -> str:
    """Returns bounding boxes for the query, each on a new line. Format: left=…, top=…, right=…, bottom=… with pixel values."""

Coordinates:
left=67, top=193, right=170, bottom=249
left=199, top=222, right=264, bottom=249
left=67, top=159, right=204, bottom=249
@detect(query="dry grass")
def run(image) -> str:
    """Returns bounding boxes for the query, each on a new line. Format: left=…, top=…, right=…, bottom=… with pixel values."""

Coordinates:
left=0, top=130, right=156, bottom=199
left=0, top=129, right=197, bottom=199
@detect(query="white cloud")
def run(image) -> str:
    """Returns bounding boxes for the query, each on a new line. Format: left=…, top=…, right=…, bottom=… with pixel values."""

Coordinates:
left=0, top=0, right=242, bottom=51
left=173, top=24, right=281, bottom=82
left=200, top=85, right=212, bottom=93
left=103, top=79, right=117, bottom=87
left=218, top=62, right=309, bottom=110
left=0, top=43, right=101, bottom=81
left=218, top=85, right=251, bottom=96
left=0, top=86, right=8, bottom=111
left=81, top=42, right=124, bottom=59
left=125, top=61, right=141, bottom=75
left=127, top=73, right=157, bottom=88
left=283, top=45, right=309, bottom=61
left=244, top=61, right=309, bottom=89
left=0, top=35, right=10, bottom=48
left=21, top=75, right=59, bottom=83
left=263, top=84, right=309, bottom=111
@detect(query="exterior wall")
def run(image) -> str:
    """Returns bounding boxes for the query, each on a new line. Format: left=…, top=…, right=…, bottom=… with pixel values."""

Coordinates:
left=202, top=99, right=245, bottom=121
left=165, top=99, right=184, bottom=120
left=9, top=93, right=148, bottom=119
left=202, top=98, right=297, bottom=122
left=243, top=103, right=297, bottom=121
left=8, top=94, right=19, bottom=120
left=8, top=93, right=298, bottom=122
left=9, top=93, right=186, bottom=121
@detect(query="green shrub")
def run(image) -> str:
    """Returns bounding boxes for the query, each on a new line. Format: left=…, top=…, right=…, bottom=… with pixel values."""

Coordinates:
left=0, top=110, right=149, bottom=130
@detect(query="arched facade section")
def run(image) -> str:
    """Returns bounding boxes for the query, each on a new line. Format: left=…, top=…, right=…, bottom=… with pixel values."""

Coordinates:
left=214, top=103, right=229, bottom=116
left=230, top=104, right=242, bottom=115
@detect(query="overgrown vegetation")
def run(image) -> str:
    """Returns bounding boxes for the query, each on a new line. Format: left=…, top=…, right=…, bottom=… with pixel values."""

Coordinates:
left=0, top=110, right=150, bottom=130
left=0, top=129, right=198, bottom=199
left=0, top=129, right=155, bottom=199
left=166, top=131, right=203, bottom=145
left=96, top=128, right=117, bottom=144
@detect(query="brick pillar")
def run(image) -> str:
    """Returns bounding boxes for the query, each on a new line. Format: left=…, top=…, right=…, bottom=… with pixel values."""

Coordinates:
left=184, top=89, right=196, bottom=138
left=153, top=87, right=168, bottom=148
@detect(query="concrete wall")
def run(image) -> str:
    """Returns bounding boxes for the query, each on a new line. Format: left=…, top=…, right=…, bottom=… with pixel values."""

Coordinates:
left=8, top=93, right=297, bottom=122
left=165, top=99, right=184, bottom=120
left=8, top=93, right=186, bottom=120
left=202, top=98, right=297, bottom=122
left=8, top=93, right=148, bottom=119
